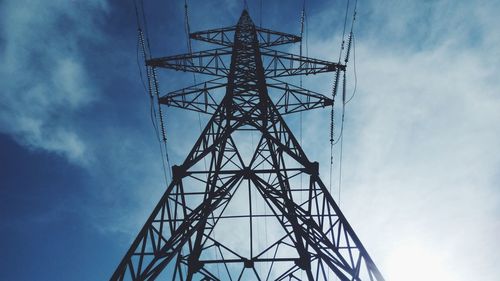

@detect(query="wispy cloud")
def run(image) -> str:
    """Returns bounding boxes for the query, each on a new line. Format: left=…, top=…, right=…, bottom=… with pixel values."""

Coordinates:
left=87, top=0, right=500, bottom=279
left=3, top=0, right=499, bottom=279
left=296, top=1, right=500, bottom=280
left=0, top=0, right=108, bottom=165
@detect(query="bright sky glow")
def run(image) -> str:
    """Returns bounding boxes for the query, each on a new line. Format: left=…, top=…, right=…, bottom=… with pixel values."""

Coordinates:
left=1, top=0, right=499, bottom=280
left=384, top=238, right=458, bottom=281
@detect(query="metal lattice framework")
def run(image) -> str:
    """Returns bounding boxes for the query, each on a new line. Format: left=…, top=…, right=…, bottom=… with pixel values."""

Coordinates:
left=111, top=10, right=384, bottom=281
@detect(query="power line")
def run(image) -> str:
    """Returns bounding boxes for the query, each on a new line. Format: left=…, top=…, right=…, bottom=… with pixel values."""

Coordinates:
left=183, top=0, right=208, bottom=172
left=331, top=0, right=358, bottom=205
left=299, top=0, right=306, bottom=199
left=133, top=0, right=172, bottom=184
left=112, top=2, right=385, bottom=280
left=346, top=33, right=357, bottom=104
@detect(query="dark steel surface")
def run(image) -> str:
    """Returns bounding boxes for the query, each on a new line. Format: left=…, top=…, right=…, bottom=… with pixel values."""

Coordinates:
left=111, top=10, right=384, bottom=281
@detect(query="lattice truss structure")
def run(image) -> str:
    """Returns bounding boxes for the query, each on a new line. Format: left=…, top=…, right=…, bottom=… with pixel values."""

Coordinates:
left=111, top=10, right=384, bottom=281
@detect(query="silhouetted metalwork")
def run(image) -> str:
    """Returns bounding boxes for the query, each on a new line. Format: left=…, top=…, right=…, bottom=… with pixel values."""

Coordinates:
left=111, top=10, right=384, bottom=281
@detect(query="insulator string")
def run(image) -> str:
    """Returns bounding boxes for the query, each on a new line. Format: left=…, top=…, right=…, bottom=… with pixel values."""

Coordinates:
left=134, top=0, right=172, bottom=184
left=330, top=0, right=359, bottom=205
left=346, top=34, right=357, bottom=104
left=299, top=0, right=306, bottom=195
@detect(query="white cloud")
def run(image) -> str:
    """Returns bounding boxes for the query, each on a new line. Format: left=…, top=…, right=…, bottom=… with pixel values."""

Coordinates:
left=345, top=40, right=500, bottom=280
left=0, top=0, right=108, bottom=165
left=12, top=0, right=492, bottom=279
left=295, top=1, right=500, bottom=280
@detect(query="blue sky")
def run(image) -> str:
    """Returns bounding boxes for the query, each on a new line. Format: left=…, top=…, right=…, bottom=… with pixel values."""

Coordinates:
left=1, top=0, right=499, bottom=280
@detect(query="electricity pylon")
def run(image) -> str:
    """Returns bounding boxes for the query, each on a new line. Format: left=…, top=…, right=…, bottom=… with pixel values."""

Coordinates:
left=111, top=10, right=384, bottom=281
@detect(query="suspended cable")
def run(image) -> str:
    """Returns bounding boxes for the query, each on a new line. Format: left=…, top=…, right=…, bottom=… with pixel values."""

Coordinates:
left=184, top=0, right=208, bottom=174
left=329, top=0, right=358, bottom=205
left=139, top=0, right=152, bottom=56
left=337, top=71, right=347, bottom=205
left=346, top=33, right=357, bottom=104
left=137, top=23, right=160, bottom=149
left=183, top=1, right=199, bottom=99
left=328, top=104, right=335, bottom=193
left=299, top=0, right=306, bottom=88
left=329, top=66, right=341, bottom=195
left=343, top=0, right=357, bottom=69
left=338, top=0, right=351, bottom=62
left=183, top=2, right=218, bottom=277
left=137, top=29, right=161, bottom=142
left=151, top=73, right=172, bottom=186
left=147, top=41, right=173, bottom=183
left=150, top=52, right=172, bottom=183
left=134, top=0, right=172, bottom=183
left=140, top=0, right=173, bottom=181
left=330, top=0, right=349, bottom=196
left=184, top=0, right=196, bottom=83
left=337, top=128, right=344, bottom=205
left=346, top=0, right=358, bottom=104
left=136, top=28, right=151, bottom=98
left=150, top=68, right=167, bottom=143
left=305, top=3, right=309, bottom=57
left=337, top=0, right=358, bottom=204
left=299, top=0, right=306, bottom=196
left=344, top=33, right=353, bottom=64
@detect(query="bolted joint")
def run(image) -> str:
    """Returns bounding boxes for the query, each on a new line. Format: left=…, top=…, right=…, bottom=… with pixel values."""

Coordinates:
left=172, top=165, right=187, bottom=182
left=294, top=254, right=311, bottom=270
left=305, top=161, right=319, bottom=177
left=323, top=98, right=333, bottom=107
left=188, top=257, right=204, bottom=273
left=158, top=96, right=171, bottom=105
left=242, top=166, right=252, bottom=179
left=244, top=259, right=254, bottom=268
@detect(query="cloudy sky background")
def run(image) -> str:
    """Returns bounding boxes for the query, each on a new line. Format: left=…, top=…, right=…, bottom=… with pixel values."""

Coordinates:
left=1, top=0, right=499, bottom=280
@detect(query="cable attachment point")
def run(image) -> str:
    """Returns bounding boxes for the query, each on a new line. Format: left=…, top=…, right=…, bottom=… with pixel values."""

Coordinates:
left=151, top=67, right=167, bottom=142
left=344, top=31, right=353, bottom=64
left=330, top=68, right=341, bottom=144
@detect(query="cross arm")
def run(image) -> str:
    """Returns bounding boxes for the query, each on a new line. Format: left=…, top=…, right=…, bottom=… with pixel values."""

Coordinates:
left=255, top=27, right=301, bottom=47
left=260, top=48, right=345, bottom=77
left=189, top=26, right=236, bottom=47
left=267, top=78, right=333, bottom=114
left=159, top=78, right=227, bottom=114
left=159, top=78, right=332, bottom=116
left=147, top=47, right=344, bottom=79
left=189, top=26, right=301, bottom=47
left=146, top=47, right=232, bottom=77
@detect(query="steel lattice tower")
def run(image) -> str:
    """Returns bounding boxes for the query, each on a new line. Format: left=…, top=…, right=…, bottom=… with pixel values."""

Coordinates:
left=111, top=10, right=384, bottom=281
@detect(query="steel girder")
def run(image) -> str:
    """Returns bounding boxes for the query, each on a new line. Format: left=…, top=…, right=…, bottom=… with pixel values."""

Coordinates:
left=189, top=26, right=301, bottom=47
left=111, top=9, right=384, bottom=281
left=159, top=77, right=332, bottom=115
left=146, top=49, right=344, bottom=78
